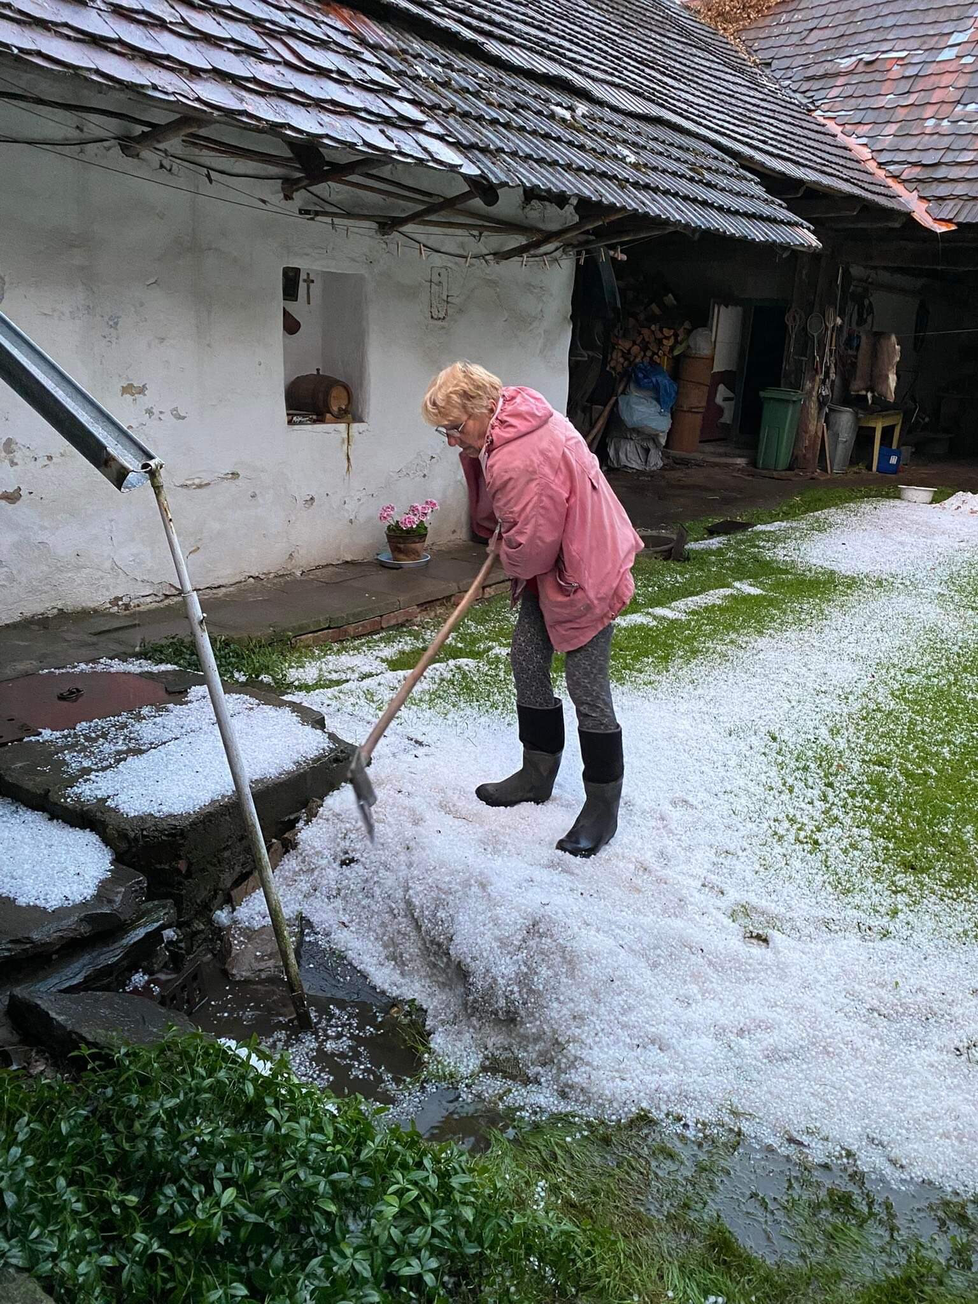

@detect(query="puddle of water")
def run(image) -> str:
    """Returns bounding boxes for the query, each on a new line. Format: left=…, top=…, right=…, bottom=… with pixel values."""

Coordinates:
left=193, top=931, right=504, bottom=1149
left=637, top=1120, right=976, bottom=1278
left=189, top=930, right=978, bottom=1280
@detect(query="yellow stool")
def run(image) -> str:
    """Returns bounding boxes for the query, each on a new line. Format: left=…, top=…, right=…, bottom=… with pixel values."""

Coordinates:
left=856, top=410, right=903, bottom=471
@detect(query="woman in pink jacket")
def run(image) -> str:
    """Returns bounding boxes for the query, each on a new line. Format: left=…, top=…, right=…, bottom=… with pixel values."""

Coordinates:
left=422, top=361, right=644, bottom=857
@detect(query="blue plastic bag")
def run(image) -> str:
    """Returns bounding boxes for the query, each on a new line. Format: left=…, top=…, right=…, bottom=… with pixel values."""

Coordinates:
left=618, top=392, right=671, bottom=436
left=631, top=362, right=678, bottom=412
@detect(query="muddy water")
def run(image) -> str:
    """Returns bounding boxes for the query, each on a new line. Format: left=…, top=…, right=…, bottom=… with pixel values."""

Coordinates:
left=194, top=932, right=977, bottom=1277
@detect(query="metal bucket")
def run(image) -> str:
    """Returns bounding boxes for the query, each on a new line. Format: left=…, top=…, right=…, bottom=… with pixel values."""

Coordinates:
left=826, top=405, right=858, bottom=472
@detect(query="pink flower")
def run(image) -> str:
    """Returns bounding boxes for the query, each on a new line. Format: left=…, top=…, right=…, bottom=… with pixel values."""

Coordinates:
left=378, top=504, right=396, bottom=525
left=422, top=498, right=439, bottom=514
left=399, top=512, right=421, bottom=530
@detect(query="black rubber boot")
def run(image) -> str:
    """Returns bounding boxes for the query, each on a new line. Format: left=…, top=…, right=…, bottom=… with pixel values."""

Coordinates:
left=476, top=702, right=564, bottom=807
left=557, top=728, right=623, bottom=858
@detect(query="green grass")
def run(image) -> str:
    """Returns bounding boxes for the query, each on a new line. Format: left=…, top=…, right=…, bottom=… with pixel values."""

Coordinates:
left=489, top=1116, right=978, bottom=1304
left=772, top=567, right=978, bottom=921
left=143, top=633, right=317, bottom=694
left=681, top=483, right=954, bottom=543
left=141, top=481, right=898, bottom=709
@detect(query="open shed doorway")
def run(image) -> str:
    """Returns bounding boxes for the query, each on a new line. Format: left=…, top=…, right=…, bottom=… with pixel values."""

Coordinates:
left=731, top=301, right=789, bottom=449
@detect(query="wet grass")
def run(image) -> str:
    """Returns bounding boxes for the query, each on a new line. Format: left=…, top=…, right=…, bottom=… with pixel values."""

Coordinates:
left=772, top=566, right=978, bottom=924
left=141, top=480, right=894, bottom=708
left=490, top=1115, right=978, bottom=1304
left=143, top=632, right=320, bottom=693
left=681, top=482, right=954, bottom=542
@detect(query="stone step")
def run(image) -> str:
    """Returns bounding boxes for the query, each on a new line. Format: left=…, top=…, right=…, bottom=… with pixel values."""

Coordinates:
left=0, top=1268, right=56, bottom=1303
left=8, top=989, right=194, bottom=1059
left=0, top=862, right=146, bottom=972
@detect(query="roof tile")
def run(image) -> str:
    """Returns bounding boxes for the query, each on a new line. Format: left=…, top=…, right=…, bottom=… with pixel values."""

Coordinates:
left=0, top=0, right=823, bottom=246
left=743, top=0, right=978, bottom=222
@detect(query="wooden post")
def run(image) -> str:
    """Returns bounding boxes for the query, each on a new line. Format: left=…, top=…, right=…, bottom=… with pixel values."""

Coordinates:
left=790, top=244, right=839, bottom=472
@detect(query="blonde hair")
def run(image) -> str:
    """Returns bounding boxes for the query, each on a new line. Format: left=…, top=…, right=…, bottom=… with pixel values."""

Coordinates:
left=421, top=361, right=502, bottom=426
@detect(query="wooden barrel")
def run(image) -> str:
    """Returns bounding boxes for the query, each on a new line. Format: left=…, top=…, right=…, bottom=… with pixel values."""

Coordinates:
left=667, top=407, right=704, bottom=452
left=286, top=373, right=352, bottom=418
left=667, top=350, right=714, bottom=452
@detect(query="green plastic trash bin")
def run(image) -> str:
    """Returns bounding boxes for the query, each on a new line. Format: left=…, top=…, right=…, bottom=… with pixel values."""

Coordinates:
left=757, top=388, right=804, bottom=470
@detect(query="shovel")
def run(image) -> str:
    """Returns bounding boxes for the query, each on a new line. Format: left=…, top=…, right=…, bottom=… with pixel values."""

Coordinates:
left=347, top=527, right=501, bottom=838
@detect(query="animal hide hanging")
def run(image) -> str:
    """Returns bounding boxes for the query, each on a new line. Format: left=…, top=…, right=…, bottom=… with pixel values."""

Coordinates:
left=850, top=331, right=900, bottom=404
left=872, top=333, right=901, bottom=403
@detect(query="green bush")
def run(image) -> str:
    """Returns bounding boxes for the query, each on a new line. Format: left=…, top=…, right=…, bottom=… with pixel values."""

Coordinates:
left=0, top=1036, right=590, bottom=1304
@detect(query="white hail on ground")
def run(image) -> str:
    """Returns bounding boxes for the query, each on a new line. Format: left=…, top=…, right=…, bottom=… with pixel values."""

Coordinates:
left=232, top=501, right=978, bottom=1191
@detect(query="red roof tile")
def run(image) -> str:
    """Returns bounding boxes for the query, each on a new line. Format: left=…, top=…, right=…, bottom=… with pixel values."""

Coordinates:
left=742, top=0, right=978, bottom=223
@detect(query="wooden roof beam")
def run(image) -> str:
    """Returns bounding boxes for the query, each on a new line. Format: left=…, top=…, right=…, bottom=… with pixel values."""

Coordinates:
left=379, top=181, right=500, bottom=236
left=119, top=114, right=206, bottom=157
left=495, top=208, right=628, bottom=262
left=282, top=155, right=380, bottom=201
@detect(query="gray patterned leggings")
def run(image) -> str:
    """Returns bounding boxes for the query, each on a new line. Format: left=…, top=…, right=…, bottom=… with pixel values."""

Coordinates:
left=511, top=590, right=619, bottom=733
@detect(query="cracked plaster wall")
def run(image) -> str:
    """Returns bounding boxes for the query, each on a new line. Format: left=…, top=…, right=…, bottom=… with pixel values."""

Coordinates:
left=0, top=84, right=573, bottom=623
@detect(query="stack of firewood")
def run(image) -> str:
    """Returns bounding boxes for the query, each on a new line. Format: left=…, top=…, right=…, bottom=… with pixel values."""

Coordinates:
left=609, top=316, right=692, bottom=375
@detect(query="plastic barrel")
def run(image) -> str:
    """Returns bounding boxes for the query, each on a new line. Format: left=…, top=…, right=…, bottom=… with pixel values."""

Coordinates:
left=757, top=388, right=804, bottom=470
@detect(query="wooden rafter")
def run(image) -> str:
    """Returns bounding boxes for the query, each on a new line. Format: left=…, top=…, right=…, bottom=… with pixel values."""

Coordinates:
left=296, top=208, right=535, bottom=236
left=495, top=209, right=629, bottom=262
left=379, top=182, right=499, bottom=236
left=282, top=155, right=379, bottom=201
left=119, top=114, right=205, bottom=157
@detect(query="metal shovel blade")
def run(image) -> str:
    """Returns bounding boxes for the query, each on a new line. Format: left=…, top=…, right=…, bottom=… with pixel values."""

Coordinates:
left=348, top=747, right=376, bottom=841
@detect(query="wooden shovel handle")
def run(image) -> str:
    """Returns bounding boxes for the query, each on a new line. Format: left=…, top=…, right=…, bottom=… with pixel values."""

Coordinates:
left=360, top=530, right=501, bottom=761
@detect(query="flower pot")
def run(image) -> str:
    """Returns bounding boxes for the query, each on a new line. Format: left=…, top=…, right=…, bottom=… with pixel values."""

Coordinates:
left=386, top=528, right=428, bottom=562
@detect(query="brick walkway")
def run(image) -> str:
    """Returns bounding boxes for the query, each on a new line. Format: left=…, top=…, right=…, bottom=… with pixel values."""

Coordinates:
left=0, top=542, right=505, bottom=681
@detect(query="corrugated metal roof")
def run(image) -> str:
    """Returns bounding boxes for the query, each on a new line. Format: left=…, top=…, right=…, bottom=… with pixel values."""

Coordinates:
left=0, top=0, right=822, bottom=245
left=362, top=0, right=905, bottom=208
left=740, top=0, right=978, bottom=225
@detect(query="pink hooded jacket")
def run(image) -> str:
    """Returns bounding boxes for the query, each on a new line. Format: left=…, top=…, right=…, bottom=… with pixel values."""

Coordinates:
left=460, top=387, right=644, bottom=653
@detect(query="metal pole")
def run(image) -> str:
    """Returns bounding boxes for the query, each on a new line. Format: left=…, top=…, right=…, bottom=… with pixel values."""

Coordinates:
left=149, top=468, right=313, bottom=1030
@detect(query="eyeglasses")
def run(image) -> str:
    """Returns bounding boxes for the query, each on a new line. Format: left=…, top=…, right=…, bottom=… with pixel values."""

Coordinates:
left=435, top=423, right=464, bottom=438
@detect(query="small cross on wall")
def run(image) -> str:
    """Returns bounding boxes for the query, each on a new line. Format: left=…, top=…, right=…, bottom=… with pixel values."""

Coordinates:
left=302, top=271, right=315, bottom=305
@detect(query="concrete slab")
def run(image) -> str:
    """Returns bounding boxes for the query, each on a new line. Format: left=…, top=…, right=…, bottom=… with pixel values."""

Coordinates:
left=304, top=560, right=377, bottom=586
left=0, top=670, right=353, bottom=931
left=72, top=612, right=143, bottom=636
left=0, top=541, right=506, bottom=677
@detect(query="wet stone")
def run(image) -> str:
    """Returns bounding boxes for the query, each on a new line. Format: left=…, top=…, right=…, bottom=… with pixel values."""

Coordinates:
left=0, top=670, right=353, bottom=936
left=8, top=989, right=195, bottom=1059
left=0, top=862, right=146, bottom=971
left=225, top=920, right=301, bottom=982
left=299, top=924, right=393, bottom=1011
left=0, top=1268, right=56, bottom=1303
left=1, top=899, right=177, bottom=998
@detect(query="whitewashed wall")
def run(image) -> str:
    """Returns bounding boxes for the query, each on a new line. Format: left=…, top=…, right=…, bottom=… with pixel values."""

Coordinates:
left=0, top=79, right=574, bottom=623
